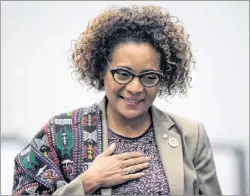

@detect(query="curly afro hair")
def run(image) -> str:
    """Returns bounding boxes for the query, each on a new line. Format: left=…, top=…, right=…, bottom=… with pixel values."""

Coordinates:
left=71, top=5, right=195, bottom=98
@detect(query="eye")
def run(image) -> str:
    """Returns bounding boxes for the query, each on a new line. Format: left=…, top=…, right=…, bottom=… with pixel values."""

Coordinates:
left=114, top=69, right=132, bottom=82
left=116, top=70, right=130, bottom=76
left=142, top=74, right=158, bottom=80
left=141, top=73, right=160, bottom=86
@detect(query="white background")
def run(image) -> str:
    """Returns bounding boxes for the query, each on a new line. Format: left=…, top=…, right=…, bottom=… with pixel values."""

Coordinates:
left=1, top=1, right=249, bottom=195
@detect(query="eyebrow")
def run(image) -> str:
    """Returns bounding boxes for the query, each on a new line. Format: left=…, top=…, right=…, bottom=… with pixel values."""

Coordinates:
left=116, top=65, right=161, bottom=73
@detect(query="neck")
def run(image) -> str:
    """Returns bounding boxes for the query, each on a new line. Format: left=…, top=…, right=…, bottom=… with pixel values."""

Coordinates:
left=106, top=103, right=152, bottom=138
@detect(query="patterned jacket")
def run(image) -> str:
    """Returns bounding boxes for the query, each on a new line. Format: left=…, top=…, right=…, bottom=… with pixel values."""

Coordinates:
left=12, top=97, right=222, bottom=195
left=12, top=104, right=103, bottom=195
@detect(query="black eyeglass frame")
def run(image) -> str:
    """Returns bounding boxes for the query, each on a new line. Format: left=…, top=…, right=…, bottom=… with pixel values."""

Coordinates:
left=106, top=57, right=164, bottom=87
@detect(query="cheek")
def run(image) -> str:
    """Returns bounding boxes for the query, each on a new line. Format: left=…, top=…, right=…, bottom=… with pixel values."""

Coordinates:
left=145, top=86, right=160, bottom=100
left=104, top=74, right=123, bottom=96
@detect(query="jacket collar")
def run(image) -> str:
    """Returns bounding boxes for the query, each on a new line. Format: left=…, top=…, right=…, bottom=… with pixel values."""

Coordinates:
left=97, top=96, right=184, bottom=195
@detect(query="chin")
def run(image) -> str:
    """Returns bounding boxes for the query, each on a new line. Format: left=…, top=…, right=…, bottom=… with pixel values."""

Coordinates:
left=118, top=109, right=145, bottom=120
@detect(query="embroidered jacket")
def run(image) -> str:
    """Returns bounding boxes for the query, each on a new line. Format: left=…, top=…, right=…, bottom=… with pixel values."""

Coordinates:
left=12, top=97, right=222, bottom=195
left=12, top=104, right=103, bottom=195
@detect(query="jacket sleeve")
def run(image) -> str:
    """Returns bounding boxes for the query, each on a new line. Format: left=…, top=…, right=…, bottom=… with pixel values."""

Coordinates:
left=52, top=176, right=84, bottom=195
left=194, top=124, right=222, bottom=195
left=12, top=122, right=85, bottom=195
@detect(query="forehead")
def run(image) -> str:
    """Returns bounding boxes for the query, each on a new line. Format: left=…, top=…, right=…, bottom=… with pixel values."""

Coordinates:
left=110, top=42, right=161, bottom=71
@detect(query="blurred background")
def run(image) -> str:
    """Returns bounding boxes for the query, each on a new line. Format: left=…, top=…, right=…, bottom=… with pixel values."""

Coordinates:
left=1, top=1, right=249, bottom=195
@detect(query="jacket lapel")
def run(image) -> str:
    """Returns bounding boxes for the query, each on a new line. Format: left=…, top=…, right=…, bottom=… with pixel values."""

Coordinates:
left=97, top=97, right=112, bottom=195
left=97, top=97, right=109, bottom=152
left=151, top=105, right=184, bottom=195
left=97, top=97, right=184, bottom=195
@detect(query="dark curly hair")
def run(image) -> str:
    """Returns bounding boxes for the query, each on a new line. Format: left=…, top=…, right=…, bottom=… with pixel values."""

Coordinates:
left=71, top=5, right=195, bottom=98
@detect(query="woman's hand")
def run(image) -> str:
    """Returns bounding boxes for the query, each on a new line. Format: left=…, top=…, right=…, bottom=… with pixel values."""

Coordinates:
left=81, top=143, right=150, bottom=194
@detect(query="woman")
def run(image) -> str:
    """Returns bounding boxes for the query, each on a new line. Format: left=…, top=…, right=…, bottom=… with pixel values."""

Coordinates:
left=12, top=5, right=222, bottom=195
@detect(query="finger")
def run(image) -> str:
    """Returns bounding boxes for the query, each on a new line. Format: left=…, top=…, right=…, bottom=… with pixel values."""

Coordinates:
left=99, top=143, right=116, bottom=157
left=125, top=162, right=150, bottom=174
left=122, top=157, right=151, bottom=168
left=115, top=152, right=143, bottom=160
left=123, top=172, right=145, bottom=181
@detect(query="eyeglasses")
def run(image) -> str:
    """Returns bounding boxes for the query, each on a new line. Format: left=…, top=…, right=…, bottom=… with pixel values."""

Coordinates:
left=106, top=58, right=164, bottom=87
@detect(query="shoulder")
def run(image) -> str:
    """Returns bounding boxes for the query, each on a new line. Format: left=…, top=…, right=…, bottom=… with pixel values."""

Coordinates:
left=49, top=103, right=99, bottom=126
left=165, top=112, right=206, bottom=145
left=153, top=106, right=212, bottom=162
left=166, top=112, right=201, bottom=133
left=15, top=103, right=99, bottom=162
left=164, top=112, right=208, bottom=144
left=153, top=105, right=202, bottom=134
left=153, top=106, right=207, bottom=154
left=25, top=103, right=99, bottom=149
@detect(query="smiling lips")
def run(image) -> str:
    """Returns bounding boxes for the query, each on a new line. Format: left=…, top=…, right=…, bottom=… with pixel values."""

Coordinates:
left=120, top=96, right=144, bottom=106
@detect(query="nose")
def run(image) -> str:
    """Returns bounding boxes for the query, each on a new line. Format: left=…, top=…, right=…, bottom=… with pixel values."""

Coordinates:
left=125, top=77, right=144, bottom=95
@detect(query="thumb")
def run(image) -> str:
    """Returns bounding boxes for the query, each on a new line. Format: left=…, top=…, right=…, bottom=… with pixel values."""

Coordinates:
left=99, top=143, right=116, bottom=157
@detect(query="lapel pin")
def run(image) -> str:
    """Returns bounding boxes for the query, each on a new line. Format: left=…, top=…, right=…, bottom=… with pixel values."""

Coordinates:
left=163, top=134, right=168, bottom=139
left=168, top=137, right=179, bottom=148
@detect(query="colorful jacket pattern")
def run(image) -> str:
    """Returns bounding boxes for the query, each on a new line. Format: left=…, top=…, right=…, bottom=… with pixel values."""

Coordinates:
left=12, top=104, right=103, bottom=195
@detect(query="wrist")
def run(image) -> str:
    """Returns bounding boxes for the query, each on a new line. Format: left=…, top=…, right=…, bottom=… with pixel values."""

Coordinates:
left=81, top=171, right=101, bottom=194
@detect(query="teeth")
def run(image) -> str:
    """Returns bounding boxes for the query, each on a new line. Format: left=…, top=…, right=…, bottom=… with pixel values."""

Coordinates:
left=127, top=100, right=139, bottom=103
